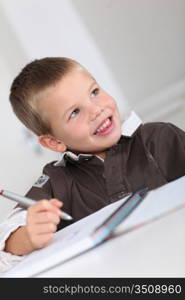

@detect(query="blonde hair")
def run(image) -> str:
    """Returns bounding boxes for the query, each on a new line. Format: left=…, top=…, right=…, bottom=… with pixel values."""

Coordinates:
left=9, top=57, right=82, bottom=136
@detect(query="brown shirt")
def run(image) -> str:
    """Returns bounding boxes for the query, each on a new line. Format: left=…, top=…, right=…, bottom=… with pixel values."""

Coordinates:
left=26, top=122, right=185, bottom=230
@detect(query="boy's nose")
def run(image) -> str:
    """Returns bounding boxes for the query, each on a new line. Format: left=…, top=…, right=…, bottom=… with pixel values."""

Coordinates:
left=90, top=105, right=104, bottom=121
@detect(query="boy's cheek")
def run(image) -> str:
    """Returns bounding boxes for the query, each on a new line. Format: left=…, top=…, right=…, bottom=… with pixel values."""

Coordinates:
left=107, top=97, right=118, bottom=110
left=70, top=124, right=86, bottom=139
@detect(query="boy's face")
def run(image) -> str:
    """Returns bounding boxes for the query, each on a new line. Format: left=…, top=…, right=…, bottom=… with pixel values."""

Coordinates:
left=38, top=69, right=122, bottom=156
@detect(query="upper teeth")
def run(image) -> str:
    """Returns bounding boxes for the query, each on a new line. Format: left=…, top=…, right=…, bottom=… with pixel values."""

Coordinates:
left=96, top=118, right=111, bottom=133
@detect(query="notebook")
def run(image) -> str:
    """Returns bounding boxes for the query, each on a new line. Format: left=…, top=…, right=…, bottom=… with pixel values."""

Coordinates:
left=2, top=176, right=185, bottom=277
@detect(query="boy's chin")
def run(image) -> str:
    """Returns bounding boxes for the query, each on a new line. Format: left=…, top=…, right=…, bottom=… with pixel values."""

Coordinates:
left=107, top=131, right=122, bottom=145
left=68, top=133, right=122, bottom=155
left=99, top=134, right=122, bottom=151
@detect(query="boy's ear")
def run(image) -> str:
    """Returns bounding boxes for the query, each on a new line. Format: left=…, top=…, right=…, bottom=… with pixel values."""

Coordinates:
left=38, top=134, right=67, bottom=153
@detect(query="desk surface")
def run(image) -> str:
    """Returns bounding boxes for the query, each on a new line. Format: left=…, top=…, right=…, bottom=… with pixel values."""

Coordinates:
left=37, top=197, right=185, bottom=278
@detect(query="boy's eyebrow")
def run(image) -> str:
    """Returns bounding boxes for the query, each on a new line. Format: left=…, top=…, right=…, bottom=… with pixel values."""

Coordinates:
left=63, top=79, right=97, bottom=118
left=63, top=104, right=76, bottom=118
left=88, top=79, right=97, bottom=92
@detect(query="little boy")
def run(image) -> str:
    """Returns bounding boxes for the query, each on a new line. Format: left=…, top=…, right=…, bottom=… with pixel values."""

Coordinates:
left=0, top=57, right=185, bottom=272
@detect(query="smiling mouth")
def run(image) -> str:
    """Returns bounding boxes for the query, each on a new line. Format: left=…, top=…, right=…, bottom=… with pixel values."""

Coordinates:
left=94, top=116, right=113, bottom=135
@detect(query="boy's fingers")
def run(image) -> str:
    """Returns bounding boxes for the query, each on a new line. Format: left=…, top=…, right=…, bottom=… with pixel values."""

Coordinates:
left=34, top=211, right=60, bottom=225
left=27, top=222, right=57, bottom=236
left=37, top=223, right=57, bottom=234
left=49, top=198, right=63, bottom=208
left=29, top=233, right=53, bottom=249
left=28, top=199, right=62, bottom=216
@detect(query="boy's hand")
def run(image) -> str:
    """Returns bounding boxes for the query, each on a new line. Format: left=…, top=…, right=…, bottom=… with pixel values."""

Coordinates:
left=5, top=199, right=63, bottom=256
left=26, top=199, right=62, bottom=250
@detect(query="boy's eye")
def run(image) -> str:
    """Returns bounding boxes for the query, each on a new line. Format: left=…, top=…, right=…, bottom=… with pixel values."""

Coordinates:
left=91, top=88, right=99, bottom=98
left=70, top=108, right=80, bottom=119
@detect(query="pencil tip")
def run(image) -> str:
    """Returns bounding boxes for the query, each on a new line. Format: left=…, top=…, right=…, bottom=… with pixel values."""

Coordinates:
left=65, top=216, right=73, bottom=221
left=60, top=211, right=73, bottom=221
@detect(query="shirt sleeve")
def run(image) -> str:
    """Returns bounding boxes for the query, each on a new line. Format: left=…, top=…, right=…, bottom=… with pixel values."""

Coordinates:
left=25, top=171, right=53, bottom=201
left=142, top=122, right=185, bottom=182
left=0, top=207, right=27, bottom=274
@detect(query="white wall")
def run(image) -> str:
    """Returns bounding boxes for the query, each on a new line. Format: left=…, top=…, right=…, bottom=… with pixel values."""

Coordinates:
left=0, top=0, right=128, bottom=116
left=72, top=0, right=185, bottom=104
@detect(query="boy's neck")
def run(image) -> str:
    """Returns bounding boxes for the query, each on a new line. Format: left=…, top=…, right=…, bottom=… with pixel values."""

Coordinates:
left=67, top=149, right=106, bottom=160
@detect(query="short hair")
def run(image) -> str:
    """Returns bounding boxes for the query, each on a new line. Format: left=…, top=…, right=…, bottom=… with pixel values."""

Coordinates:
left=9, top=57, right=82, bottom=136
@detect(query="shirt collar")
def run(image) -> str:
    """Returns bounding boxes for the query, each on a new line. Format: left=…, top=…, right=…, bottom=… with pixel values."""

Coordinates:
left=54, top=110, right=142, bottom=166
left=121, top=110, right=142, bottom=137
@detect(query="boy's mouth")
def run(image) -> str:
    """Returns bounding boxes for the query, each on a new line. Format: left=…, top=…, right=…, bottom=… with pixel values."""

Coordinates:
left=94, top=116, right=113, bottom=136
